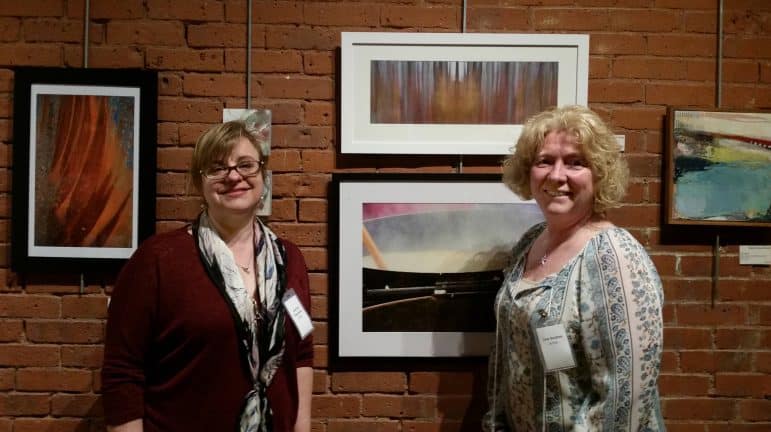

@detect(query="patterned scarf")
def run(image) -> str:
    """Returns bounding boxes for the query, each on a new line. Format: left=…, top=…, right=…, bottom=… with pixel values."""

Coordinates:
left=194, top=212, right=287, bottom=432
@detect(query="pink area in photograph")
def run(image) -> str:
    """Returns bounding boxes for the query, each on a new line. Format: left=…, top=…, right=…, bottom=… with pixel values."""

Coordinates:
left=362, top=203, right=474, bottom=220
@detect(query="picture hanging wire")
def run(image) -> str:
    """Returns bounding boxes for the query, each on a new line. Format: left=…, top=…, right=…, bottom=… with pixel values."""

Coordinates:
left=457, top=0, right=468, bottom=174
left=246, top=0, right=252, bottom=109
left=711, top=0, right=724, bottom=309
left=80, top=272, right=85, bottom=295
left=83, top=0, right=90, bottom=68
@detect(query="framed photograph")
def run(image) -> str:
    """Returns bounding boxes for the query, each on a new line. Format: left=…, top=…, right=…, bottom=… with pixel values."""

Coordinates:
left=223, top=108, right=273, bottom=216
left=340, top=32, right=589, bottom=155
left=12, top=67, right=158, bottom=272
left=665, top=107, right=771, bottom=227
left=330, top=173, right=543, bottom=358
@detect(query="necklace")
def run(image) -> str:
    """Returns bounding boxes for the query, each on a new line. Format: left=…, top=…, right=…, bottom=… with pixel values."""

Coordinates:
left=238, top=263, right=251, bottom=274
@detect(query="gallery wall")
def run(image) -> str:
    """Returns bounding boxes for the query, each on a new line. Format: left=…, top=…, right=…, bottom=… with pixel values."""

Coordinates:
left=0, top=0, right=769, bottom=431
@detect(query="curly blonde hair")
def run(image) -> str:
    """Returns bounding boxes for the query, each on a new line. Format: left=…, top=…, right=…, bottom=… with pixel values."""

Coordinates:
left=502, top=105, right=628, bottom=214
left=189, top=121, right=269, bottom=194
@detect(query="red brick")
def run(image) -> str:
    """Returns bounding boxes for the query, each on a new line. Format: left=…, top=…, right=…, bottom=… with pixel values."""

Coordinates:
left=611, top=9, right=679, bottom=32
left=305, top=271, right=327, bottom=295
left=684, top=10, right=717, bottom=33
left=381, top=6, right=457, bottom=29
left=302, top=150, right=335, bottom=172
left=22, top=19, right=81, bottom=42
left=12, top=418, right=88, bottom=432
left=224, top=49, right=302, bottom=73
left=266, top=26, right=337, bottom=51
left=273, top=125, right=334, bottom=149
left=659, top=374, right=711, bottom=395
left=183, top=73, right=245, bottom=97
left=311, top=394, right=360, bottom=418
left=187, top=23, right=251, bottom=48
left=70, top=0, right=144, bottom=19
left=648, top=34, right=715, bottom=57
left=157, top=147, right=193, bottom=171
left=646, top=82, right=715, bottom=106
left=362, top=394, right=403, bottom=417
left=106, top=20, right=184, bottom=46
left=146, top=48, right=224, bottom=72
left=303, top=3, right=379, bottom=26
left=303, top=51, right=334, bottom=75
left=61, top=345, right=103, bottom=368
left=332, top=372, right=407, bottom=393
left=614, top=57, right=685, bottom=80
left=158, top=98, right=222, bottom=122
left=0, top=295, right=59, bottom=318
left=304, top=102, right=334, bottom=126
left=156, top=196, right=202, bottom=220
left=25, top=320, right=104, bottom=344
left=270, top=223, right=326, bottom=246
left=664, top=328, right=711, bottom=349
left=592, top=34, right=647, bottom=55
left=268, top=149, right=302, bottom=172
left=147, top=0, right=223, bottom=20
left=662, top=398, right=734, bottom=420
left=533, top=8, right=608, bottom=30
left=259, top=75, right=334, bottom=100
left=0, top=43, right=61, bottom=66
left=468, top=7, right=529, bottom=31
left=299, top=199, right=327, bottom=223
left=0, top=0, right=62, bottom=16
left=714, top=373, right=771, bottom=397
left=50, top=393, right=102, bottom=416
left=0, top=393, right=50, bottom=415
left=723, top=36, right=771, bottom=58
left=17, top=368, right=91, bottom=392
left=715, top=328, right=768, bottom=349
left=410, top=372, right=476, bottom=394
left=157, top=172, right=190, bottom=196
left=739, top=399, right=771, bottom=421
left=662, top=278, right=710, bottom=301
left=0, top=320, right=22, bottom=342
left=326, top=419, right=399, bottom=432
left=309, top=293, right=327, bottom=320
left=61, top=296, right=108, bottom=319
left=677, top=305, right=747, bottom=326
left=158, top=72, right=183, bottom=96
left=589, top=79, right=644, bottom=103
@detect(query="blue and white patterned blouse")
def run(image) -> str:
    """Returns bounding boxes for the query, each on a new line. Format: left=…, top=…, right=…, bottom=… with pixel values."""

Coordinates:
left=484, top=222, right=665, bottom=432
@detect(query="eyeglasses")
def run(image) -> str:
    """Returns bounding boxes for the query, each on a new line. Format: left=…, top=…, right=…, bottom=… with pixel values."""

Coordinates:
left=201, top=159, right=264, bottom=180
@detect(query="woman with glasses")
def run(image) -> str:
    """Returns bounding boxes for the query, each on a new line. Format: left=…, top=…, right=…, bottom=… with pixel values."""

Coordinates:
left=102, top=120, right=313, bottom=432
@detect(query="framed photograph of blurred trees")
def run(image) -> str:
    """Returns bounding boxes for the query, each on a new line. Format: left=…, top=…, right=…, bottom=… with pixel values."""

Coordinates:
left=340, top=32, right=589, bottom=155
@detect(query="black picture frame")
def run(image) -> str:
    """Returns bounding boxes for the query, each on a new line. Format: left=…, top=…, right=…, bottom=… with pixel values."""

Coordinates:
left=329, top=173, right=543, bottom=361
left=11, top=67, right=157, bottom=273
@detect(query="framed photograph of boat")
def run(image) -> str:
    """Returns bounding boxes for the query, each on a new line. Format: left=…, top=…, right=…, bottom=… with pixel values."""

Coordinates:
left=665, top=107, right=771, bottom=227
left=340, top=32, right=589, bottom=155
left=11, top=67, right=158, bottom=272
left=330, top=173, right=543, bottom=358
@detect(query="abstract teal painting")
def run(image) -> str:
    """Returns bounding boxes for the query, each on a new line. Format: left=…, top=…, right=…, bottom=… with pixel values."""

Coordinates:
left=667, top=108, right=771, bottom=226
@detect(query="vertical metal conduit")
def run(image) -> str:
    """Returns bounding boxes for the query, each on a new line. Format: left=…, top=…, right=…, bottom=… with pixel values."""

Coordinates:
left=83, top=0, right=90, bottom=68
left=246, top=0, right=253, bottom=109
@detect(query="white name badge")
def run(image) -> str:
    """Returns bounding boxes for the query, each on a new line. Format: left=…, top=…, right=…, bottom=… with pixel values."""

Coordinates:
left=535, top=324, right=576, bottom=372
left=282, top=288, right=313, bottom=340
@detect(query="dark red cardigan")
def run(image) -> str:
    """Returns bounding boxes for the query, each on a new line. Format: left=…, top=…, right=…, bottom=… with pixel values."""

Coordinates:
left=102, top=227, right=313, bottom=431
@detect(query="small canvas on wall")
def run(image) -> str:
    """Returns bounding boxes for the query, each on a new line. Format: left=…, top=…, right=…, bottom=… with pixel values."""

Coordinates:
left=665, top=107, right=771, bottom=227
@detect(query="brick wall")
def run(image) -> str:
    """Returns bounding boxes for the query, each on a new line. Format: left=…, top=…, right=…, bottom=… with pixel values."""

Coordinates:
left=0, top=0, right=770, bottom=431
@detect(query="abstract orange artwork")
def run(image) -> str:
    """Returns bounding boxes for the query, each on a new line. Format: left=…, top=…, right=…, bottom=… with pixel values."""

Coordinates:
left=34, top=94, right=134, bottom=248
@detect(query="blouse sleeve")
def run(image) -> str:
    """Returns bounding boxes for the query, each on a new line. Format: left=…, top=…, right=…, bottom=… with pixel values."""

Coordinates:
left=101, top=240, right=160, bottom=426
left=282, top=240, right=314, bottom=368
left=482, top=318, right=512, bottom=432
left=578, top=229, right=664, bottom=430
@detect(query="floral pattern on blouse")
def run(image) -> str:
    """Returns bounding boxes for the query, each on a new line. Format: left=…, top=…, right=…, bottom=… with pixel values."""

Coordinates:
left=483, top=222, right=665, bottom=432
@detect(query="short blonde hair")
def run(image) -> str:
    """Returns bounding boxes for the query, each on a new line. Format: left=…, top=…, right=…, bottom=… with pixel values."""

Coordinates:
left=189, top=121, right=269, bottom=194
left=502, top=105, right=628, bottom=214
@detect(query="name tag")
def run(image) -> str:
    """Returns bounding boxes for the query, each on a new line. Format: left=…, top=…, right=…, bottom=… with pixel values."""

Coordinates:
left=282, top=288, right=313, bottom=339
left=535, top=324, right=576, bottom=372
